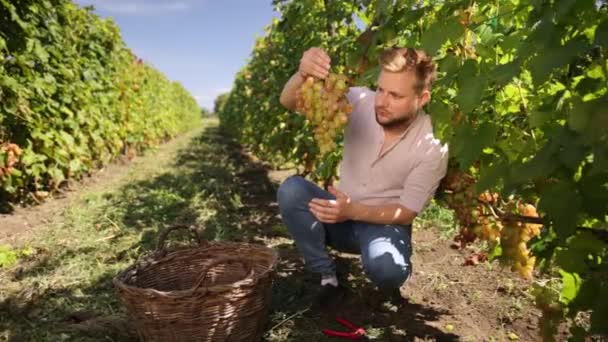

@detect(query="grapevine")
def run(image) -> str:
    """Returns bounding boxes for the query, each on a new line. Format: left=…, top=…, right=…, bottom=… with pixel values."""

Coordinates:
left=0, top=0, right=200, bottom=201
left=218, top=0, right=608, bottom=339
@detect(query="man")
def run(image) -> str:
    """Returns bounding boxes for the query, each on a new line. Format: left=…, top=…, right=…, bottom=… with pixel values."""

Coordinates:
left=277, top=46, right=448, bottom=308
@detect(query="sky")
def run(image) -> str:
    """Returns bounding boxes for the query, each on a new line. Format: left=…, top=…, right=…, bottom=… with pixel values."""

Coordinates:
left=74, top=0, right=279, bottom=111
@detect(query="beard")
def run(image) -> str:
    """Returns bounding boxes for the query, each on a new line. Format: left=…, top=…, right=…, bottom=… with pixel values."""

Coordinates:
left=375, top=107, right=417, bottom=129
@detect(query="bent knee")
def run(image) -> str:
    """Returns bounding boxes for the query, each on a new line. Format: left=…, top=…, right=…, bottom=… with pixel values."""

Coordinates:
left=277, top=175, right=308, bottom=210
left=364, top=254, right=411, bottom=290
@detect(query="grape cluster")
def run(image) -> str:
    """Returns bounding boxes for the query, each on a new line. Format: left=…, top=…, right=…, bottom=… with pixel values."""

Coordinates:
left=295, top=74, right=352, bottom=155
left=442, top=170, right=479, bottom=246
left=0, top=143, right=22, bottom=178
left=443, top=169, right=542, bottom=279
left=532, top=282, right=564, bottom=341
left=500, top=203, right=541, bottom=279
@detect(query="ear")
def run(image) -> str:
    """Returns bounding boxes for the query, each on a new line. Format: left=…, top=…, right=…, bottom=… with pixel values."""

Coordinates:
left=418, top=90, right=431, bottom=109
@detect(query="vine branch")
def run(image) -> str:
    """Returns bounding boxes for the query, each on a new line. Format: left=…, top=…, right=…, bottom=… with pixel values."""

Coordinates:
left=480, top=209, right=608, bottom=242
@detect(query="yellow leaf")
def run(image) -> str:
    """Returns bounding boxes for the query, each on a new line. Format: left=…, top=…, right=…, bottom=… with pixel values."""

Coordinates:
left=508, top=332, right=519, bottom=340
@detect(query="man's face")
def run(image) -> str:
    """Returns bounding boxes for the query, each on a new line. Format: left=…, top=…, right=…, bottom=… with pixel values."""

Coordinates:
left=374, top=69, right=429, bottom=129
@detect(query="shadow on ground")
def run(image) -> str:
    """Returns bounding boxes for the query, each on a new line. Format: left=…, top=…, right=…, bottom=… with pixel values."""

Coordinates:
left=267, top=245, right=459, bottom=341
left=104, top=125, right=281, bottom=250
left=0, top=124, right=459, bottom=341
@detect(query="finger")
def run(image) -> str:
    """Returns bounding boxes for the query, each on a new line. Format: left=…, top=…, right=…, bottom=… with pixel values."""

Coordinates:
left=313, top=61, right=330, bottom=75
left=328, top=186, right=346, bottom=200
left=313, top=49, right=331, bottom=66
left=309, top=204, right=332, bottom=217
left=309, top=202, right=339, bottom=216
left=309, top=202, right=327, bottom=214
left=309, top=207, right=324, bottom=221
left=311, top=70, right=328, bottom=80
left=304, top=49, right=328, bottom=67
left=319, top=215, right=337, bottom=223
left=312, top=56, right=331, bottom=72
left=308, top=65, right=329, bottom=79
left=301, top=62, right=328, bottom=79
left=310, top=198, right=332, bottom=207
left=310, top=210, right=323, bottom=222
left=311, top=209, right=335, bottom=223
left=310, top=54, right=330, bottom=72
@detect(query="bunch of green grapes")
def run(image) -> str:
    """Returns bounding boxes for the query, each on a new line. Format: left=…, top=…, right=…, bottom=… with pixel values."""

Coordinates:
left=443, top=169, right=542, bottom=279
left=532, top=282, right=563, bottom=341
left=468, top=193, right=540, bottom=279
left=295, top=74, right=352, bottom=155
left=500, top=203, right=541, bottom=279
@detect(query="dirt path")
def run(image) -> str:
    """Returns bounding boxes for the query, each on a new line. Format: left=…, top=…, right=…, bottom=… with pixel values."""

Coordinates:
left=0, top=118, right=546, bottom=341
left=0, top=128, right=202, bottom=246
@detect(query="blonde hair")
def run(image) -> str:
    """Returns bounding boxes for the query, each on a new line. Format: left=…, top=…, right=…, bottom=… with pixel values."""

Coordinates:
left=379, top=47, right=437, bottom=94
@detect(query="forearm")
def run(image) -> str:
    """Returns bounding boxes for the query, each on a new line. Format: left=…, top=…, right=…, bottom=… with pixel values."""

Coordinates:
left=279, top=72, right=305, bottom=111
left=347, top=202, right=416, bottom=226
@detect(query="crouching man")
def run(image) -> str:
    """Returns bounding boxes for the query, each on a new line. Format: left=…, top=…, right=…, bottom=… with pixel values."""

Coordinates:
left=277, top=46, right=448, bottom=308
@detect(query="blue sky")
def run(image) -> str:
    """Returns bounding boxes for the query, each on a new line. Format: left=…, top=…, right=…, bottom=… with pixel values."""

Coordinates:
left=74, top=0, right=279, bottom=110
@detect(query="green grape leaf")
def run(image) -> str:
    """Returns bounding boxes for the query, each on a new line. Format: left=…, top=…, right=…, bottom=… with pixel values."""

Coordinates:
left=455, top=60, right=486, bottom=113
left=428, top=99, right=452, bottom=126
left=438, top=53, right=460, bottom=76
left=594, top=18, right=608, bottom=49
left=420, top=20, right=447, bottom=55
left=477, top=162, right=506, bottom=193
left=357, top=64, right=380, bottom=86
left=510, top=137, right=560, bottom=184
left=452, top=122, right=498, bottom=169
left=490, top=59, right=523, bottom=87
left=529, top=36, right=589, bottom=86
left=569, top=98, right=593, bottom=133
left=529, top=111, right=552, bottom=128
left=444, top=16, right=465, bottom=44
left=560, top=270, right=581, bottom=305
left=575, top=76, right=604, bottom=95
left=579, top=172, right=608, bottom=219
left=555, top=231, right=605, bottom=273
left=539, top=181, right=582, bottom=239
left=557, top=132, right=588, bottom=170
left=455, top=77, right=486, bottom=114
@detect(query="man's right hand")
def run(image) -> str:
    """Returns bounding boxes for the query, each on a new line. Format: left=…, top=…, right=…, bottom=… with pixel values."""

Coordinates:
left=299, top=48, right=331, bottom=80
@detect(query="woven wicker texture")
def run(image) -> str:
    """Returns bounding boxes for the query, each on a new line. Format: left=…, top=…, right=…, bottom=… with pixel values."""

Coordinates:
left=113, top=225, right=279, bottom=341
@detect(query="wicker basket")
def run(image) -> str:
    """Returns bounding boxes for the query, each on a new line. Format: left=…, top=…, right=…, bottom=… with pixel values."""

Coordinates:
left=113, top=225, right=279, bottom=341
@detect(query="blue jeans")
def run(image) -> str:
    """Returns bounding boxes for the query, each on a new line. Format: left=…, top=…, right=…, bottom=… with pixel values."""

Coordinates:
left=277, top=175, right=412, bottom=290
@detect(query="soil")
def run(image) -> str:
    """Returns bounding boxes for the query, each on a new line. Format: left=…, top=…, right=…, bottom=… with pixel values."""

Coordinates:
left=0, top=162, right=133, bottom=245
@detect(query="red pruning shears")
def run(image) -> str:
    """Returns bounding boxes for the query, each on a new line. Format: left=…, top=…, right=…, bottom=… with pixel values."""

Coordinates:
left=322, top=317, right=367, bottom=340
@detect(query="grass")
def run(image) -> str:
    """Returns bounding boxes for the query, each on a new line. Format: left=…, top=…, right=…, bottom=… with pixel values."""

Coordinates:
left=414, top=200, right=460, bottom=238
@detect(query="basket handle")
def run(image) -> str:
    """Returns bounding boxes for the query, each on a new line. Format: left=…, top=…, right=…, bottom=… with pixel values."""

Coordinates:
left=191, top=257, right=256, bottom=293
left=156, top=224, right=204, bottom=257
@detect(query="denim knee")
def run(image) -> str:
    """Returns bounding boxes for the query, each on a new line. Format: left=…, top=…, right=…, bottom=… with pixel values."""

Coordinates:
left=364, top=253, right=411, bottom=290
left=277, top=175, right=308, bottom=211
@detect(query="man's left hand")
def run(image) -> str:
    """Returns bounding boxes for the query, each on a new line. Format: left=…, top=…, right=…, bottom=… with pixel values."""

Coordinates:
left=308, top=186, right=353, bottom=223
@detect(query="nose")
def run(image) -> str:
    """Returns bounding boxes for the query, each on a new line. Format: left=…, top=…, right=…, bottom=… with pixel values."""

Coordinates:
left=376, top=90, right=388, bottom=107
